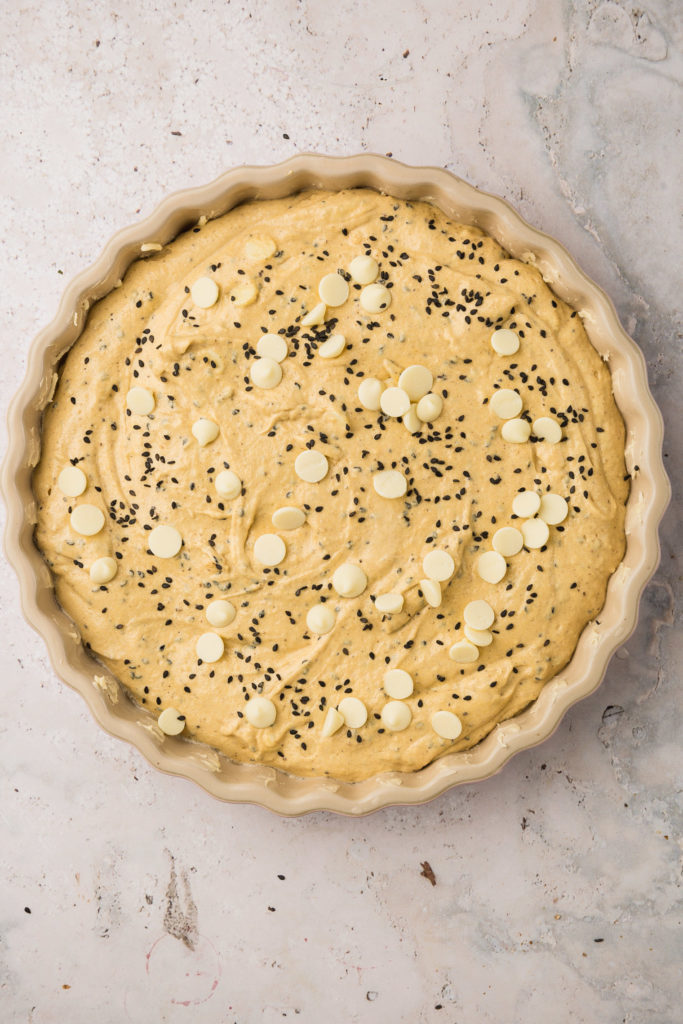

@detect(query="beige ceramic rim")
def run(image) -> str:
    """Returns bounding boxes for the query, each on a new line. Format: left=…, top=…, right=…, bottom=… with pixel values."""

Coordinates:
left=2, top=154, right=670, bottom=815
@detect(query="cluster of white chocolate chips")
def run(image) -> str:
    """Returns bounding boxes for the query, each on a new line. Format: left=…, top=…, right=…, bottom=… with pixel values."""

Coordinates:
left=488, top=328, right=563, bottom=444
left=59, top=465, right=118, bottom=587
left=449, top=599, right=496, bottom=664
left=476, top=488, right=569, bottom=587
left=359, top=362, right=444, bottom=436
left=246, top=251, right=393, bottom=395
left=300, top=254, right=392, bottom=331
left=310, top=545, right=464, bottom=740
left=319, top=663, right=462, bottom=742
left=446, top=483, right=568, bottom=666
left=190, top=237, right=279, bottom=312
left=490, top=386, right=563, bottom=446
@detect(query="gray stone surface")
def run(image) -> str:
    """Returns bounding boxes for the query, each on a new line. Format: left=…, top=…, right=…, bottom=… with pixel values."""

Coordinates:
left=0, top=2, right=680, bottom=1022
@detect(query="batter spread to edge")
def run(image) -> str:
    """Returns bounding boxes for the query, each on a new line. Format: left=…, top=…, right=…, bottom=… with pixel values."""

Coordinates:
left=33, top=189, right=628, bottom=781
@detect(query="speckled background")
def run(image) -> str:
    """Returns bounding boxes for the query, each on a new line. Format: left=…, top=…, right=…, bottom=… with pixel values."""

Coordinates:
left=0, top=2, right=680, bottom=1022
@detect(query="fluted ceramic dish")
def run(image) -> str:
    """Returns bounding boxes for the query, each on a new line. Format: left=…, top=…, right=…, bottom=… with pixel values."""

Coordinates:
left=2, top=154, right=670, bottom=815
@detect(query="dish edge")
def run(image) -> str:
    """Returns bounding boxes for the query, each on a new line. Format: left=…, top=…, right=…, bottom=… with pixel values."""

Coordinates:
left=1, top=153, right=671, bottom=815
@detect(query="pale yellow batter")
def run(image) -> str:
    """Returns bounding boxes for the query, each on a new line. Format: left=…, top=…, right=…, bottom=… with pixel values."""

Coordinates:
left=33, top=189, right=628, bottom=780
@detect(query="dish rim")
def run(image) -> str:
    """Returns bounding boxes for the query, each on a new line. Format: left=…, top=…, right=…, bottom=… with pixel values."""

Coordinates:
left=2, top=152, right=670, bottom=815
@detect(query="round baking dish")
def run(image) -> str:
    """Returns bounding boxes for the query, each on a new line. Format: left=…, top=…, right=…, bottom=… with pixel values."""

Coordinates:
left=2, top=154, right=669, bottom=815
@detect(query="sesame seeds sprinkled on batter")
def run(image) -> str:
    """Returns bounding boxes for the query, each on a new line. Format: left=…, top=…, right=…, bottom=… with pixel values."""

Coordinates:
left=33, top=188, right=628, bottom=781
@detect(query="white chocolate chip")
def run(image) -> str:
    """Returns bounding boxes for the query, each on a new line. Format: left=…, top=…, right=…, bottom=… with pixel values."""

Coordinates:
left=374, top=592, right=404, bottom=614
left=521, top=517, right=550, bottom=549
left=358, top=378, right=384, bottom=411
left=431, top=710, right=463, bottom=740
left=398, top=365, right=433, bottom=402
left=318, top=272, right=349, bottom=307
left=360, top=283, right=391, bottom=313
left=332, top=562, right=367, bottom=598
left=89, top=556, right=117, bottom=584
left=489, top=388, right=523, bottom=419
left=492, top=527, right=524, bottom=557
left=301, top=302, right=326, bottom=326
left=477, top=550, right=507, bottom=584
left=191, top=418, right=219, bottom=446
left=306, top=603, right=336, bottom=635
left=57, top=465, right=87, bottom=497
left=294, top=449, right=328, bottom=483
left=244, top=236, right=277, bottom=260
left=158, top=708, right=186, bottom=736
left=403, top=404, right=421, bottom=433
left=140, top=242, right=163, bottom=253
left=420, top=579, right=442, bottom=608
left=250, top=357, right=282, bottom=389
left=448, top=640, right=479, bottom=663
left=245, top=696, right=276, bottom=728
left=533, top=416, right=563, bottom=444
left=215, top=469, right=242, bottom=500
left=338, top=696, right=367, bottom=729
left=463, top=599, right=495, bottom=630
left=318, top=333, right=346, bottom=359
left=464, top=624, right=493, bottom=647
left=383, top=668, right=413, bottom=699
left=256, top=333, right=288, bottom=362
left=380, top=386, right=411, bottom=418
left=191, top=276, right=219, bottom=308
left=272, top=506, right=306, bottom=530
left=381, top=701, right=412, bottom=732
left=373, top=469, right=407, bottom=499
left=196, top=632, right=225, bottom=663
left=149, top=524, right=182, bottom=558
left=349, top=255, right=378, bottom=284
left=491, top=328, right=520, bottom=355
left=321, top=707, right=345, bottom=738
left=206, top=599, right=236, bottom=627
left=70, top=504, right=105, bottom=537
left=539, top=493, right=569, bottom=525
left=512, top=490, right=541, bottom=518
left=416, top=392, right=443, bottom=423
left=126, top=387, right=155, bottom=416
left=253, top=534, right=286, bottom=566
left=422, top=549, right=455, bottom=582
left=501, top=418, right=531, bottom=443
left=232, top=280, right=258, bottom=306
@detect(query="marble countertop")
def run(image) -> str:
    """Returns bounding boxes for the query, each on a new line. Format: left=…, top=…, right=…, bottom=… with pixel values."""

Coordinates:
left=1, top=2, right=680, bottom=1021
